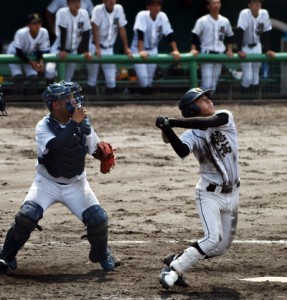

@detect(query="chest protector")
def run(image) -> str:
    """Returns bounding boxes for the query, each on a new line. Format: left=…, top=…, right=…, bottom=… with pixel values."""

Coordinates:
left=40, top=116, right=88, bottom=178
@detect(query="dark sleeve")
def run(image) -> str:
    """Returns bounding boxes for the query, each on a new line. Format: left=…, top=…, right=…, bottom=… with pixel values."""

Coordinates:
left=46, top=120, right=79, bottom=151
left=59, top=26, right=67, bottom=51
left=166, top=32, right=175, bottom=44
left=190, top=32, right=201, bottom=50
left=15, top=48, right=30, bottom=63
left=35, top=50, right=44, bottom=60
left=137, top=29, right=144, bottom=42
left=261, top=30, right=271, bottom=52
left=236, top=27, right=244, bottom=51
left=162, top=126, right=190, bottom=158
left=168, top=112, right=229, bottom=129
left=77, top=30, right=90, bottom=53
left=225, top=35, right=234, bottom=45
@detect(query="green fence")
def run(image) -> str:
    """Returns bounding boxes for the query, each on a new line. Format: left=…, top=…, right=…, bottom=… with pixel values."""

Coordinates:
left=0, top=53, right=287, bottom=102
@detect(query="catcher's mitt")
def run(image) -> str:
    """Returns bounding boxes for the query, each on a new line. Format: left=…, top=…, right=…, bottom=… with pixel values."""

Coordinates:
left=93, top=142, right=116, bottom=174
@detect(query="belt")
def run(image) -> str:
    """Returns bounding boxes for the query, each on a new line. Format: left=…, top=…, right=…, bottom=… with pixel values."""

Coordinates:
left=100, top=44, right=113, bottom=49
left=205, top=50, right=220, bottom=54
left=144, top=47, right=153, bottom=51
left=244, top=43, right=257, bottom=48
left=206, top=181, right=240, bottom=194
left=56, top=182, right=69, bottom=185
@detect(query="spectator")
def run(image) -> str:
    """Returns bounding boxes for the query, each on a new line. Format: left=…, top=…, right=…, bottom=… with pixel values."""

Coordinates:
left=190, top=0, right=234, bottom=91
left=86, top=0, right=132, bottom=95
left=44, top=0, right=94, bottom=42
left=236, top=0, right=275, bottom=94
left=45, top=0, right=93, bottom=83
left=6, top=13, right=50, bottom=94
left=130, top=0, right=180, bottom=92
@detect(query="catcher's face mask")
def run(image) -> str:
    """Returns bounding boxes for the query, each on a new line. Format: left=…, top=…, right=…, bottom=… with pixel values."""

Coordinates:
left=58, top=93, right=78, bottom=114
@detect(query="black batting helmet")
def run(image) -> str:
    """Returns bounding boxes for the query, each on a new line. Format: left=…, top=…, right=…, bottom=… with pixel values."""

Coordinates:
left=178, top=87, right=214, bottom=117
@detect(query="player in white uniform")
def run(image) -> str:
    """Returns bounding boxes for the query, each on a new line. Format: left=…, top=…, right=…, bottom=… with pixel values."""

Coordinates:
left=0, top=81, right=120, bottom=274
left=7, top=14, right=50, bottom=93
left=236, top=0, right=275, bottom=93
left=155, top=87, right=240, bottom=290
left=44, top=0, right=94, bottom=41
left=45, top=0, right=93, bottom=83
left=130, top=0, right=180, bottom=90
left=190, top=0, right=234, bottom=91
left=86, top=0, right=132, bottom=95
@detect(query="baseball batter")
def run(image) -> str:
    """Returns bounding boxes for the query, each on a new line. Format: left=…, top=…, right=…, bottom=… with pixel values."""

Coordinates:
left=237, top=0, right=275, bottom=92
left=45, top=0, right=93, bottom=83
left=86, top=0, right=132, bottom=94
left=130, top=0, right=180, bottom=89
left=7, top=13, right=50, bottom=91
left=190, top=0, right=234, bottom=91
left=156, top=87, right=240, bottom=290
left=0, top=81, right=120, bottom=274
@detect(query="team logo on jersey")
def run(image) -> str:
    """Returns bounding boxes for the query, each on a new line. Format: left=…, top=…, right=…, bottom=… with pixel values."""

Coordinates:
left=256, top=23, right=264, bottom=36
left=78, top=22, right=84, bottom=29
left=211, top=130, right=231, bottom=157
left=218, top=26, right=226, bottom=42
left=114, top=18, right=119, bottom=25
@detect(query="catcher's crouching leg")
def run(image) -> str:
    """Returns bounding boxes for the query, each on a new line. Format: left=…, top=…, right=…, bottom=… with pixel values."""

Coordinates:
left=82, top=205, right=120, bottom=272
left=0, top=201, right=43, bottom=274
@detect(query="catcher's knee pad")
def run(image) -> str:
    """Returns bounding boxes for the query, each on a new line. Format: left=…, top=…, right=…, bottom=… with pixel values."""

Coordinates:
left=14, top=201, right=43, bottom=234
left=82, top=205, right=108, bottom=236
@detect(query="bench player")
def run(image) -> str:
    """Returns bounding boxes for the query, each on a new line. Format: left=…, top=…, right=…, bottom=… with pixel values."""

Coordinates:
left=130, top=0, right=180, bottom=91
left=86, top=0, right=132, bottom=95
left=45, top=0, right=93, bottom=83
left=44, top=0, right=94, bottom=42
left=7, top=14, right=50, bottom=94
left=190, top=0, right=234, bottom=91
left=236, top=0, right=275, bottom=94
left=155, top=87, right=240, bottom=290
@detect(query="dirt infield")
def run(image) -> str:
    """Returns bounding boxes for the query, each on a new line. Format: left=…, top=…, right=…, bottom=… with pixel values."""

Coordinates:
left=0, top=103, right=286, bottom=299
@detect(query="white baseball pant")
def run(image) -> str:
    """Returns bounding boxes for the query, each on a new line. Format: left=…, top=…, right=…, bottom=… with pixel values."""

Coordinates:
left=240, top=43, right=262, bottom=88
left=87, top=45, right=116, bottom=88
left=195, top=187, right=239, bottom=257
left=23, top=173, right=100, bottom=220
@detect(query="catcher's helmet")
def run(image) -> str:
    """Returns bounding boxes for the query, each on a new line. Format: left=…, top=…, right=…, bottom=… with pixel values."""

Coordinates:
left=59, top=80, right=85, bottom=108
left=42, top=82, right=72, bottom=112
left=178, top=87, right=214, bottom=118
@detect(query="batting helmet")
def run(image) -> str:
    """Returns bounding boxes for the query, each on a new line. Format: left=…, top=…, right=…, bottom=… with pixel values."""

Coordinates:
left=59, top=80, right=85, bottom=108
left=42, top=82, right=72, bottom=112
left=178, top=87, right=214, bottom=118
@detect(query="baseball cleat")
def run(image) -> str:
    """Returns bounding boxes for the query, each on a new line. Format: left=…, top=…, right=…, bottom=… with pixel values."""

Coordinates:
left=99, top=254, right=121, bottom=272
left=0, top=248, right=17, bottom=274
left=159, top=266, right=179, bottom=290
left=163, top=253, right=188, bottom=287
left=0, top=257, right=17, bottom=274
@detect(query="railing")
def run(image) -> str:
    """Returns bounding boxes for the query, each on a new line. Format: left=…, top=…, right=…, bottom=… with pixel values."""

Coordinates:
left=0, top=53, right=287, bottom=102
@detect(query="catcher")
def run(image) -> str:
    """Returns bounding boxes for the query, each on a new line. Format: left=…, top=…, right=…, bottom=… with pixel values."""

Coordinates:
left=0, top=81, right=118, bottom=274
left=156, top=87, right=240, bottom=290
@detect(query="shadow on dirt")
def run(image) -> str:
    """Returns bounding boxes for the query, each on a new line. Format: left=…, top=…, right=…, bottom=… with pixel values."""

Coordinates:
left=9, top=269, right=116, bottom=284
left=160, top=287, right=241, bottom=300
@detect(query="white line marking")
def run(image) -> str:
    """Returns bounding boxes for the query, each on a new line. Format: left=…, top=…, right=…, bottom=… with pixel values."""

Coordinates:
left=241, top=277, right=287, bottom=283
left=24, top=239, right=287, bottom=247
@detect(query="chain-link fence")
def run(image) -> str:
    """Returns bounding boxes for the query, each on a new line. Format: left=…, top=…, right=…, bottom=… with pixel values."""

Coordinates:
left=0, top=54, right=286, bottom=103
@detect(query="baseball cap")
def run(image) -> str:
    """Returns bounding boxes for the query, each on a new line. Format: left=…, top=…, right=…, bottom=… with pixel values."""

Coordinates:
left=248, top=0, right=263, bottom=3
left=147, top=0, right=164, bottom=5
left=27, top=13, right=43, bottom=24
